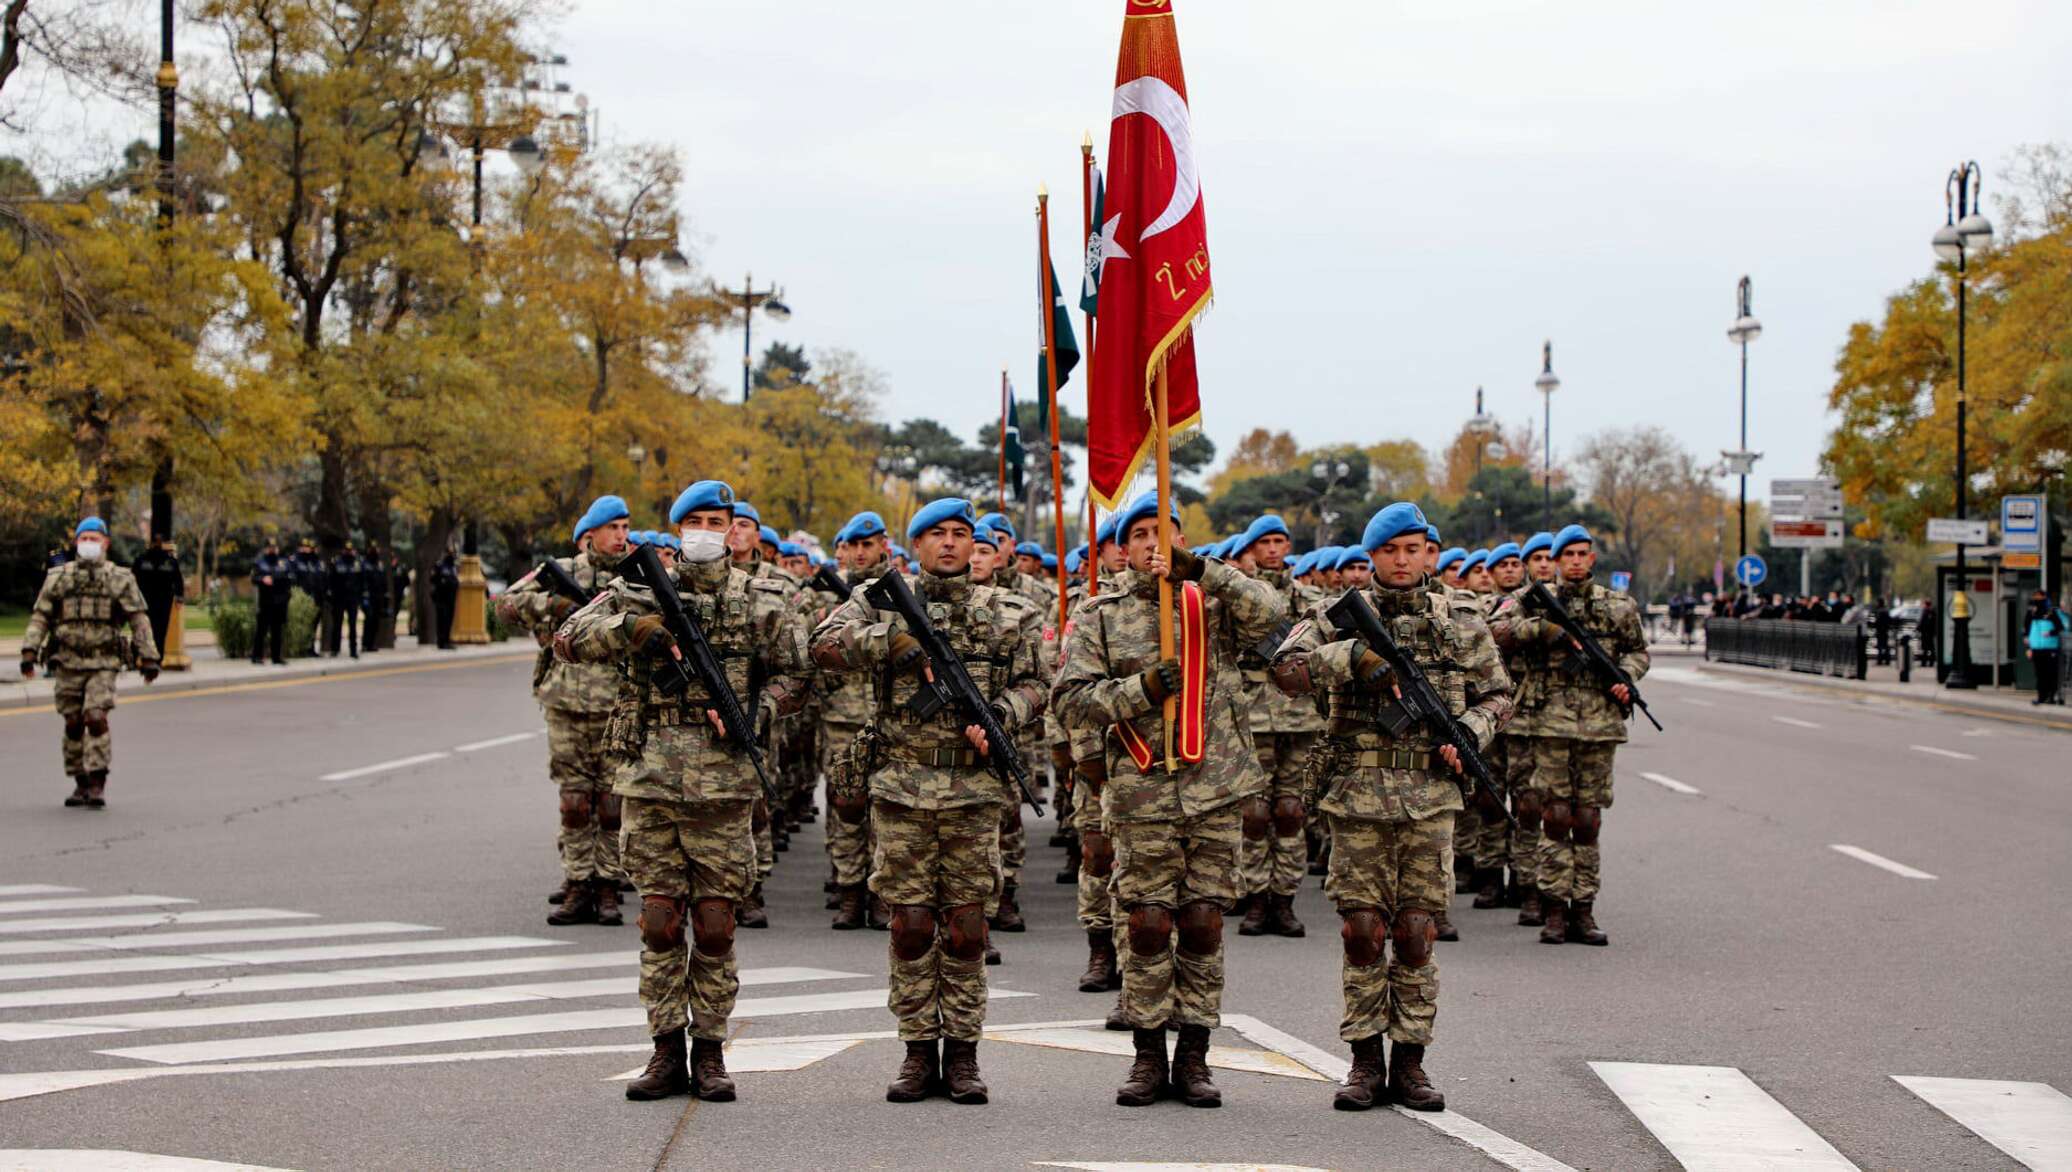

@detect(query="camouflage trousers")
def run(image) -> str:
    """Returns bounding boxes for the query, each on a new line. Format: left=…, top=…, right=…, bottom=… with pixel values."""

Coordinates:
left=1076, top=795, right=1114, bottom=932
left=870, top=799, right=998, bottom=1041
left=545, top=708, right=621, bottom=883
left=1532, top=738, right=1616, bottom=902
left=621, top=797, right=755, bottom=1041
left=1499, top=734, right=1540, bottom=887
left=1239, top=732, right=1316, bottom=899
left=1110, top=807, right=1241, bottom=1030
left=1462, top=736, right=1509, bottom=871
left=1453, top=804, right=1483, bottom=875
left=820, top=723, right=872, bottom=887
left=52, top=668, right=118, bottom=777
left=753, top=801, right=774, bottom=883
left=1324, top=811, right=1453, bottom=1045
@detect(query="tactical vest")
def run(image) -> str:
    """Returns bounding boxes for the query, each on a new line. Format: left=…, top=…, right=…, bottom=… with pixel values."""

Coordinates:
left=1323, top=587, right=1471, bottom=743
left=51, top=564, right=128, bottom=659
left=870, top=582, right=1024, bottom=752
left=625, top=570, right=763, bottom=728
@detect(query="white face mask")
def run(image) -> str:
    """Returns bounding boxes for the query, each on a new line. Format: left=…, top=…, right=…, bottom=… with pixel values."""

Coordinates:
left=678, top=528, right=728, bottom=563
left=76, top=539, right=106, bottom=562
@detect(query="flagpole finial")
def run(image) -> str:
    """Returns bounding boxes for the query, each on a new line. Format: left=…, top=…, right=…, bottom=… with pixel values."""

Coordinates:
left=1082, top=129, right=1093, bottom=153
left=1037, top=182, right=1049, bottom=204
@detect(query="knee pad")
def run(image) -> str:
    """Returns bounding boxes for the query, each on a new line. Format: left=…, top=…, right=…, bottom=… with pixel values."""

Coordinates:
left=1126, top=905, right=1174, bottom=957
left=1572, top=806, right=1602, bottom=846
left=691, top=898, right=736, bottom=958
left=64, top=717, right=85, bottom=740
left=1176, top=900, right=1221, bottom=957
left=1393, top=908, right=1437, bottom=968
left=597, top=794, right=622, bottom=833
left=889, top=905, right=937, bottom=961
left=942, top=903, right=988, bottom=960
left=84, top=713, right=110, bottom=736
left=1240, top=797, right=1270, bottom=841
left=1341, top=908, right=1386, bottom=967
left=637, top=895, right=685, bottom=952
left=558, top=791, right=593, bottom=829
left=1271, top=795, right=1305, bottom=837
left=1542, top=800, right=1574, bottom=842
left=1081, top=830, right=1114, bottom=878
left=1513, top=789, right=1544, bottom=829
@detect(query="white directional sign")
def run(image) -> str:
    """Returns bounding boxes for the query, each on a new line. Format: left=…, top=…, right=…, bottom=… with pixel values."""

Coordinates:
left=1926, top=517, right=1989, bottom=545
left=1770, top=519, right=1843, bottom=549
left=2001, top=495, right=2043, bottom=554
left=1770, top=476, right=1843, bottom=520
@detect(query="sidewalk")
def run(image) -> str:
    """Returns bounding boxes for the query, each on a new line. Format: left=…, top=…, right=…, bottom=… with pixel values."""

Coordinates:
left=1, top=638, right=533, bottom=711
left=1692, top=650, right=2072, bottom=731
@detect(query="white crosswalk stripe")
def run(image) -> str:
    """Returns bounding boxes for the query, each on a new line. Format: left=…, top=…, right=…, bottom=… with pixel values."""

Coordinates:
left=0, top=909, right=315, bottom=937
left=0, top=945, right=604, bottom=1010
left=1592, top=1061, right=1859, bottom=1170
left=0, top=885, right=84, bottom=897
left=1895, top=1076, right=2072, bottom=1170
left=0, top=921, right=437, bottom=962
left=0, top=895, right=195, bottom=916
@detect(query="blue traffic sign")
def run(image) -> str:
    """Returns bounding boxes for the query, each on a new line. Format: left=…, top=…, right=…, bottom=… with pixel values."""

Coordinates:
left=1609, top=571, right=1632, bottom=592
left=1735, top=554, right=1767, bottom=587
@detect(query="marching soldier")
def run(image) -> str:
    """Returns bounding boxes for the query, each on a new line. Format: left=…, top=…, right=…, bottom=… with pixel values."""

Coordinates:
left=1051, top=490, right=1284, bottom=1109
left=819, top=512, right=893, bottom=931
left=1490, top=525, right=1647, bottom=946
left=1464, top=541, right=1525, bottom=911
left=496, top=495, right=634, bottom=928
left=1269, top=503, right=1511, bottom=1112
left=19, top=517, right=160, bottom=808
left=810, top=497, right=1047, bottom=1105
left=1231, top=514, right=1321, bottom=940
left=1494, top=530, right=1558, bottom=926
left=555, top=479, right=808, bottom=1102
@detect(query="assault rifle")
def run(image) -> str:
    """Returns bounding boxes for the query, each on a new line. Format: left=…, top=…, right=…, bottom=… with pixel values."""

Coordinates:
left=531, top=559, right=591, bottom=607
left=1326, top=590, right=1510, bottom=825
left=1524, top=580, right=1662, bottom=731
left=628, top=544, right=775, bottom=802
left=812, top=563, right=852, bottom=602
left=863, top=570, right=1043, bottom=815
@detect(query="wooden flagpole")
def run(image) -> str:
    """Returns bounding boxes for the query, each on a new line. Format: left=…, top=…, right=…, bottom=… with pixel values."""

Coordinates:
left=1081, top=131, right=1100, bottom=599
left=1155, top=364, right=1176, bottom=770
left=998, top=368, right=1009, bottom=515
left=1038, top=185, right=1070, bottom=633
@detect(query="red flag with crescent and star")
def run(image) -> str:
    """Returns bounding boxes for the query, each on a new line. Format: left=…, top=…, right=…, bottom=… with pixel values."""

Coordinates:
left=1086, top=0, right=1211, bottom=509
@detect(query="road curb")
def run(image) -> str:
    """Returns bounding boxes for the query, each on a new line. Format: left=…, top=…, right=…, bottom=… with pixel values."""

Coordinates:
left=1694, top=661, right=2072, bottom=731
left=0, top=644, right=531, bottom=710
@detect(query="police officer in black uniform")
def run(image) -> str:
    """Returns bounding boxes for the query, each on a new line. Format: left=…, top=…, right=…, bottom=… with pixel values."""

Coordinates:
left=251, top=538, right=292, bottom=665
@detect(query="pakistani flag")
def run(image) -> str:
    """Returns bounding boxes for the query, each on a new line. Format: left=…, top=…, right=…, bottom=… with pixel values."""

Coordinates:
left=1002, top=377, right=1026, bottom=501
left=1036, top=255, right=1082, bottom=441
left=1081, top=162, right=1105, bottom=316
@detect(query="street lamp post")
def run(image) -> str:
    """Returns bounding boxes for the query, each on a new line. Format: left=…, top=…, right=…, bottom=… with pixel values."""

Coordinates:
left=1534, top=341, right=1561, bottom=531
left=714, top=273, right=792, bottom=402
left=1466, top=386, right=1496, bottom=478
left=150, top=0, right=192, bottom=669
left=1934, top=161, right=1993, bottom=689
left=1725, top=276, right=1764, bottom=559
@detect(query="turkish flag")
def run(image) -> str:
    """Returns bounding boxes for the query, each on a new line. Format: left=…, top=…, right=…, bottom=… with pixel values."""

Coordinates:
left=1086, top=0, right=1211, bottom=509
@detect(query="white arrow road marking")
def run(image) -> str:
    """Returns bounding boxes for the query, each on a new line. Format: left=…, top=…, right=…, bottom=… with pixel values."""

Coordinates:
left=0, top=896, right=194, bottom=917
left=0, top=922, right=435, bottom=963
left=1830, top=844, right=1937, bottom=880
left=1894, top=1076, right=2072, bottom=1169
left=1641, top=772, right=1702, bottom=795
left=453, top=732, right=538, bottom=752
left=0, top=909, right=315, bottom=937
left=1592, top=1061, right=1858, bottom=1170
left=1910, top=744, right=1978, bottom=760
left=317, top=751, right=449, bottom=781
left=0, top=1152, right=295, bottom=1171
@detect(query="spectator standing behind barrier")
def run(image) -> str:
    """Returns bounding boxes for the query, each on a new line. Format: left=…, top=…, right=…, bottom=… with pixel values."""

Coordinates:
left=2026, top=592, right=2068, bottom=706
left=432, top=550, right=459, bottom=649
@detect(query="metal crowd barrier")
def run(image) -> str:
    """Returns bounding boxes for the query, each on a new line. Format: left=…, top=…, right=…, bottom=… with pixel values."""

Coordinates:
left=1703, top=618, right=1868, bottom=679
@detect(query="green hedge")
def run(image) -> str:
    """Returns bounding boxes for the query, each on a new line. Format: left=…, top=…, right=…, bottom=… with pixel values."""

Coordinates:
left=206, top=590, right=320, bottom=660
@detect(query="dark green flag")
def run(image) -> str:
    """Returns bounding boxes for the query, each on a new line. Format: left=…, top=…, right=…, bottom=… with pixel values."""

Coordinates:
left=1036, top=256, right=1081, bottom=440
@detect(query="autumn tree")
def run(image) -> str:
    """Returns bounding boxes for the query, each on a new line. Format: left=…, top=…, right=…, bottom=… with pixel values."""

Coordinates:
left=1575, top=425, right=1722, bottom=600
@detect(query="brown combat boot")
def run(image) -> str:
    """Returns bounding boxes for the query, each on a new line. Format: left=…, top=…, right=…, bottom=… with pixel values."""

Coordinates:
left=1453, top=855, right=1473, bottom=893
left=594, top=880, right=624, bottom=927
left=1115, top=1027, right=1169, bottom=1106
left=1170, top=1024, right=1221, bottom=1108
left=867, top=896, right=890, bottom=931
left=992, top=882, right=1026, bottom=933
left=64, top=776, right=90, bottom=808
left=736, top=884, right=769, bottom=929
left=831, top=885, right=866, bottom=930
left=1236, top=893, right=1269, bottom=937
left=1434, top=907, right=1459, bottom=942
left=1387, top=1042, right=1445, bottom=1111
left=985, top=940, right=1002, bottom=966
left=1568, top=900, right=1608, bottom=946
left=1078, top=929, right=1118, bottom=993
left=1333, top=1034, right=1386, bottom=1111
left=624, top=1031, right=690, bottom=1100
left=546, top=878, right=598, bottom=926
left=885, top=1039, right=939, bottom=1102
left=83, top=770, right=108, bottom=809
left=940, top=1038, right=989, bottom=1104
left=1267, top=893, right=1306, bottom=938
left=1538, top=893, right=1566, bottom=944
left=546, top=879, right=576, bottom=906
left=1106, top=991, right=1131, bottom=1031
left=689, top=1036, right=735, bottom=1101
left=1471, top=868, right=1504, bottom=909
left=1517, top=890, right=1545, bottom=927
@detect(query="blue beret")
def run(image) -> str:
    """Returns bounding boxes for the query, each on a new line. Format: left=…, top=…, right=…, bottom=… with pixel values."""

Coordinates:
left=668, top=480, right=735, bottom=524
left=844, top=511, right=887, bottom=542
left=659, top=533, right=681, bottom=551
left=1015, top=541, right=1042, bottom=559
left=978, top=513, right=1016, bottom=541
left=1488, top=542, right=1523, bottom=565
left=1290, top=551, right=1317, bottom=576
left=908, top=498, right=978, bottom=542
left=1065, top=547, right=1084, bottom=574
left=1312, top=545, right=1344, bottom=570
left=890, top=542, right=908, bottom=558
left=1437, top=547, right=1468, bottom=574
left=1116, top=489, right=1181, bottom=542
left=1554, top=524, right=1594, bottom=555
left=573, top=494, right=630, bottom=542
left=1361, top=503, right=1429, bottom=552
left=1095, top=515, right=1120, bottom=547
left=626, top=530, right=651, bottom=548
left=971, top=525, right=1002, bottom=549
left=777, top=541, right=802, bottom=558
left=1521, top=531, right=1556, bottom=558
left=1425, top=524, right=1442, bottom=544
left=1463, top=550, right=1490, bottom=573
left=1041, top=553, right=1057, bottom=570
left=76, top=516, right=108, bottom=537
left=1236, top=514, right=1290, bottom=553
left=758, top=525, right=781, bottom=548
left=1337, top=548, right=1372, bottom=571
left=732, top=501, right=761, bottom=524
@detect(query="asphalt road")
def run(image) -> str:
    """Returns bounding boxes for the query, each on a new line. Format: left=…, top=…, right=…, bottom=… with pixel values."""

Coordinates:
left=0, top=651, right=2067, bottom=1171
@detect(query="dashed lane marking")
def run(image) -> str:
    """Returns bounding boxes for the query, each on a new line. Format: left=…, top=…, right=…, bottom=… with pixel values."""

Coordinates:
left=317, top=751, right=449, bottom=782
left=1830, top=844, right=1937, bottom=880
left=1771, top=715, right=1823, bottom=729
left=453, top=732, right=538, bottom=752
left=0, top=886, right=84, bottom=898
left=1641, top=772, right=1701, bottom=795
left=1909, top=744, right=1977, bottom=760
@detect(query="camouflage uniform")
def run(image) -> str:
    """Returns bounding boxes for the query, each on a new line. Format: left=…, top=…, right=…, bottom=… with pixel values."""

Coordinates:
left=989, top=563, right=1057, bottom=907
left=1462, top=591, right=1513, bottom=890
left=1238, top=566, right=1323, bottom=919
left=1484, top=582, right=1543, bottom=906
left=1050, top=560, right=1283, bottom=1032
left=496, top=550, right=629, bottom=892
left=802, top=565, right=883, bottom=915
left=1494, top=579, right=1647, bottom=913
left=555, top=559, right=806, bottom=1042
left=810, top=570, right=1046, bottom=1043
left=21, top=560, right=158, bottom=799
left=748, top=558, right=803, bottom=887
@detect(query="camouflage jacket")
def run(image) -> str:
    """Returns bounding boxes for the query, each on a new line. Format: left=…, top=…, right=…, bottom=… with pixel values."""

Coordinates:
left=1489, top=577, right=1647, bottom=743
left=554, top=560, right=807, bottom=804
left=1486, top=583, right=1541, bottom=737
left=810, top=570, right=1047, bottom=811
left=1050, top=561, right=1284, bottom=824
left=1272, top=581, right=1512, bottom=823
left=1241, top=567, right=1324, bottom=735
left=22, top=561, right=158, bottom=672
left=497, top=549, right=628, bottom=715
left=801, top=564, right=887, bottom=728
